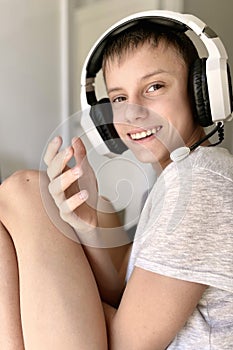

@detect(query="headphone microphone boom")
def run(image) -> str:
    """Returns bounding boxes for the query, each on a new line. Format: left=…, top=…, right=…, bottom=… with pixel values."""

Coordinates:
left=170, top=121, right=225, bottom=162
left=80, top=10, right=233, bottom=158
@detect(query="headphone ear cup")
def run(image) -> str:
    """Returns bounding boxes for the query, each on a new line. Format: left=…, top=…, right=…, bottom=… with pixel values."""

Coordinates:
left=90, top=98, right=128, bottom=154
left=191, top=58, right=213, bottom=127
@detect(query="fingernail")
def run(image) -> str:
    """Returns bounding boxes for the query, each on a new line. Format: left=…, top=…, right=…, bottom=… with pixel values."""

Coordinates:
left=79, top=190, right=88, bottom=200
left=71, top=166, right=82, bottom=177
left=52, top=136, right=60, bottom=143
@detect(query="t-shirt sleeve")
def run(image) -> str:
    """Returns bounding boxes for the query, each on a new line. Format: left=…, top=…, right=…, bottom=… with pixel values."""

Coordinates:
left=134, top=165, right=233, bottom=293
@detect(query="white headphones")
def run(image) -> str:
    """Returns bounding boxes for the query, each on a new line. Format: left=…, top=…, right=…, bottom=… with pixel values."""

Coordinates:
left=80, top=10, right=233, bottom=157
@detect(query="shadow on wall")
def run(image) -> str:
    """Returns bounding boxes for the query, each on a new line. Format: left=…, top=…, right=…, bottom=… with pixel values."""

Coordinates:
left=0, top=154, right=29, bottom=182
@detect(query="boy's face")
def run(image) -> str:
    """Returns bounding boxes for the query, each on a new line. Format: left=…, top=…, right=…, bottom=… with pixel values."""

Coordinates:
left=105, top=41, right=196, bottom=169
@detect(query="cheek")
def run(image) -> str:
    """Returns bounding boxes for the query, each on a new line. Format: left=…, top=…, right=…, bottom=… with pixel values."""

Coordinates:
left=113, top=121, right=121, bottom=136
left=113, top=110, right=127, bottom=136
left=165, top=93, right=193, bottom=126
left=113, top=118, right=124, bottom=139
left=114, top=124, right=128, bottom=141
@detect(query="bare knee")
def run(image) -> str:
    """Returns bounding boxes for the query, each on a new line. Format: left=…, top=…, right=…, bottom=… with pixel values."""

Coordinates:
left=0, top=170, right=75, bottom=243
left=0, top=169, right=43, bottom=199
left=1, top=169, right=42, bottom=185
left=0, top=170, right=48, bottom=221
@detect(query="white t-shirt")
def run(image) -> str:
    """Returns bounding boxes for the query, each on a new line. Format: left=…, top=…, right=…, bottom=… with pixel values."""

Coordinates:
left=126, top=146, right=233, bottom=349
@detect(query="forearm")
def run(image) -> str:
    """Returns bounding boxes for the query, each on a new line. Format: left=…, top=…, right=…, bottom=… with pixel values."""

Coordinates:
left=75, top=220, right=130, bottom=306
left=81, top=197, right=131, bottom=305
left=82, top=242, right=126, bottom=306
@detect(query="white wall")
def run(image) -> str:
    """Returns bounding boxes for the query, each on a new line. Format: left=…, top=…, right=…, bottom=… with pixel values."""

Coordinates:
left=0, top=0, right=63, bottom=180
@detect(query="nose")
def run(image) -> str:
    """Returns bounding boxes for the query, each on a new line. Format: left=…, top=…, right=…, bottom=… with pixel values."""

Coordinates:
left=113, top=99, right=149, bottom=125
left=124, top=101, right=149, bottom=124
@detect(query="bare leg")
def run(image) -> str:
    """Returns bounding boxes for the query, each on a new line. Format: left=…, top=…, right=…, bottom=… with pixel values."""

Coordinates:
left=0, top=170, right=107, bottom=350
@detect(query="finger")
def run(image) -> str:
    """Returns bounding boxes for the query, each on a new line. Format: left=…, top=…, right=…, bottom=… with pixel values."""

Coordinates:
left=59, top=210, right=93, bottom=236
left=47, top=146, right=74, bottom=181
left=72, top=137, right=87, bottom=167
left=48, top=166, right=83, bottom=197
left=44, top=136, right=63, bottom=166
left=59, top=191, right=93, bottom=234
left=59, top=190, right=88, bottom=215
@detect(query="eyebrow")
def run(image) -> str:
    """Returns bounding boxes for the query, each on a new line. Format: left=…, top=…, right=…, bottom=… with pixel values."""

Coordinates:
left=141, top=69, right=168, bottom=81
left=107, top=69, right=169, bottom=94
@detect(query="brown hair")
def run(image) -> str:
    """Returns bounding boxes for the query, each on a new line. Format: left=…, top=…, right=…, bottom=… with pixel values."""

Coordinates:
left=102, top=21, right=199, bottom=78
left=102, top=21, right=199, bottom=118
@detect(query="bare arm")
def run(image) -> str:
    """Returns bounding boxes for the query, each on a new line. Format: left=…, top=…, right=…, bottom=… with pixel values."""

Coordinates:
left=104, top=267, right=207, bottom=350
left=80, top=196, right=132, bottom=306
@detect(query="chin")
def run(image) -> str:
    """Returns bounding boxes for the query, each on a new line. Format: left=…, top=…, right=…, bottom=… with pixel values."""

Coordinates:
left=131, top=144, right=170, bottom=168
left=130, top=147, right=159, bottom=164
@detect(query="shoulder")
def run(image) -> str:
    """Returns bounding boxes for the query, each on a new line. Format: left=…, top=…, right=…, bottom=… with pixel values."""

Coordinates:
left=190, top=146, right=233, bottom=181
left=145, top=147, right=233, bottom=234
left=156, top=146, right=233, bottom=191
left=182, top=147, right=233, bottom=199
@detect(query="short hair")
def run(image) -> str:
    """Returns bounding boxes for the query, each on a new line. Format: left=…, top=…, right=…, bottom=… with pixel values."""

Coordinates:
left=102, top=21, right=199, bottom=77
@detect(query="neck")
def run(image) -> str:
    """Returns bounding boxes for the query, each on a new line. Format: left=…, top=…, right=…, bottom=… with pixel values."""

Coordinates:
left=154, top=125, right=210, bottom=173
left=186, top=125, right=211, bottom=149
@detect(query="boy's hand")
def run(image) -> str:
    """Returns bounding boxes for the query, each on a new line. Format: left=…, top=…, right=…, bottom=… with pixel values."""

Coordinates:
left=44, top=136, right=98, bottom=235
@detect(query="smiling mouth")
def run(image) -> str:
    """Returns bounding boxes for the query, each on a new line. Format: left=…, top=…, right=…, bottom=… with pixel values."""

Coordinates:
left=128, top=126, right=162, bottom=140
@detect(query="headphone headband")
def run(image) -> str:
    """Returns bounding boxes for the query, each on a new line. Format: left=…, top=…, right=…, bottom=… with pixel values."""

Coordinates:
left=86, top=16, right=188, bottom=77
left=80, top=10, right=233, bottom=157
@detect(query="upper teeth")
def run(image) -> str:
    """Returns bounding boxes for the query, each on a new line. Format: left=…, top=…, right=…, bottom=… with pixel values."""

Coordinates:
left=130, top=127, right=161, bottom=140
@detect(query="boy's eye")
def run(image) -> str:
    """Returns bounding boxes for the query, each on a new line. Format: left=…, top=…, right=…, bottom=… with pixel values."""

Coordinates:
left=112, top=96, right=126, bottom=103
left=147, top=83, right=163, bottom=92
